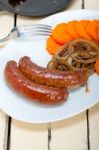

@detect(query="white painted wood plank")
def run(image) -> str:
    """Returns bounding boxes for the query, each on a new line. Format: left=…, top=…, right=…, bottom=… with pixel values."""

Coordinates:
left=0, top=12, right=14, bottom=38
left=10, top=120, right=48, bottom=150
left=0, top=111, right=7, bottom=150
left=0, top=12, right=14, bottom=150
left=85, top=0, right=99, bottom=10
left=48, top=1, right=87, bottom=150
left=51, top=113, right=87, bottom=150
left=16, top=16, right=42, bottom=25
left=84, top=1, right=99, bottom=150
left=65, top=0, right=82, bottom=10
left=9, top=13, right=49, bottom=150
left=89, top=104, right=99, bottom=150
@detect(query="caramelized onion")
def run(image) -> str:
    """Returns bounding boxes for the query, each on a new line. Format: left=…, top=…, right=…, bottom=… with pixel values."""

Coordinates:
left=47, top=39, right=99, bottom=75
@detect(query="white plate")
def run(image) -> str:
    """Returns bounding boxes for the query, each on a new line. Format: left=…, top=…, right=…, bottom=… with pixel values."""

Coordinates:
left=0, top=9, right=99, bottom=123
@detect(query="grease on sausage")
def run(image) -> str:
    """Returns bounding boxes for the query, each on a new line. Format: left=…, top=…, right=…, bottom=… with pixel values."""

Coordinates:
left=19, top=56, right=88, bottom=88
left=4, top=61, right=68, bottom=105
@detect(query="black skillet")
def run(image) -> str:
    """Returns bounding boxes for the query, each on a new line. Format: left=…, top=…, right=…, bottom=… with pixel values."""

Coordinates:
left=0, top=0, right=73, bottom=17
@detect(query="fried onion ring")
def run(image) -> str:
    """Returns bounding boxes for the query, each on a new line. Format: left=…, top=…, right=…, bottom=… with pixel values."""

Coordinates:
left=47, top=39, right=99, bottom=75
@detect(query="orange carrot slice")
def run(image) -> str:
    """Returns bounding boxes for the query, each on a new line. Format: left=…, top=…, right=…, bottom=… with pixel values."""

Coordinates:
left=46, top=36, right=62, bottom=55
left=98, top=26, right=99, bottom=42
left=66, top=21, right=79, bottom=39
left=52, top=23, right=72, bottom=44
left=95, top=59, right=99, bottom=74
left=75, top=20, right=91, bottom=40
left=86, top=20, right=99, bottom=41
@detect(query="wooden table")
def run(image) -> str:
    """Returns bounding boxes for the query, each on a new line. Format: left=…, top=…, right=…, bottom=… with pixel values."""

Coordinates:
left=0, top=0, right=99, bottom=150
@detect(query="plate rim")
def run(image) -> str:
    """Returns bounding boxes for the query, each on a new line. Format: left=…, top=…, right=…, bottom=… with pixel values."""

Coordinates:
left=0, top=9, right=99, bottom=123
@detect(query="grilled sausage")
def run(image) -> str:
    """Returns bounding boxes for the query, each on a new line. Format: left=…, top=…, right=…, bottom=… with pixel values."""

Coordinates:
left=19, top=56, right=88, bottom=88
left=4, top=61, right=68, bottom=105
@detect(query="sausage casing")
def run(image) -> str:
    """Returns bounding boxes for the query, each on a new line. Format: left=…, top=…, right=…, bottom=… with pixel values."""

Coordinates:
left=4, top=61, right=68, bottom=105
left=19, top=56, right=88, bottom=88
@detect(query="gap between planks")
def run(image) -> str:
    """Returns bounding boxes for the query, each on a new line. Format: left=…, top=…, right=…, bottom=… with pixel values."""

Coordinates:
left=82, top=0, right=90, bottom=150
left=48, top=1, right=90, bottom=150
left=3, top=13, right=51, bottom=150
left=45, top=1, right=90, bottom=150
left=3, top=14, right=16, bottom=150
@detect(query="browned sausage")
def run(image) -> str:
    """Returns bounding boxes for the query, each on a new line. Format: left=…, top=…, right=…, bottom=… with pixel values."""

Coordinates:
left=4, top=61, right=68, bottom=105
left=19, top=56, right=88, bottom=88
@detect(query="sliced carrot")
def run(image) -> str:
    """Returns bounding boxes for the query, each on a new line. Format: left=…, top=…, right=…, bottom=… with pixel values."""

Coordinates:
left=46, top=36, right=62, bottom=55
left=86, top=20, right=99, bottom=41
left=52, top=23, right=72, bottom=44
left=66, top=21, right=79, bottom=39
left=95, top=59, right=99, bottom=74
left=95, top=20, right=99, bottom=42
left=60, top=29, right=72, bottom=43
left=75, top=20, right=91, bottom=40
left=46, top=20, right=99, bottom=55
left=98, top=27, right=99, bottom=42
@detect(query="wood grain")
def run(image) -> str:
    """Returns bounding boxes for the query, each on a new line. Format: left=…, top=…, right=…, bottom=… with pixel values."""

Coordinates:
left=10, top=120, right=48, bottom=150
left=51, top=112, right=87, bottom=150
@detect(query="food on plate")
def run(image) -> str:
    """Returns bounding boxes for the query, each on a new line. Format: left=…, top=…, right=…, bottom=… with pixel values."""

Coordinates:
left=46, top=20, right=99, bottom=55
left=52, top=23, right=72, bottom=44
left=95, top=59, right=99, bottom=74
left=46, top=36, right=62, bottom=55
left=19, top=56, right=88, bottom=89
left=66, top=21, right=79, bottom=39
left=4, top=61, right=68, bottom=105
left=75, top=20, right=91, bottom=40
left=47, top=38, right=99, bottom=75
left=4, top=19, right=99, bottom=106
left=86, top=20, right=99, bottom=41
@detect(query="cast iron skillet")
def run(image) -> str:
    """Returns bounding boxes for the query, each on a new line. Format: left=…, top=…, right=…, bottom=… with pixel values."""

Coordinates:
left=0, top=0, right=72, bottom=16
